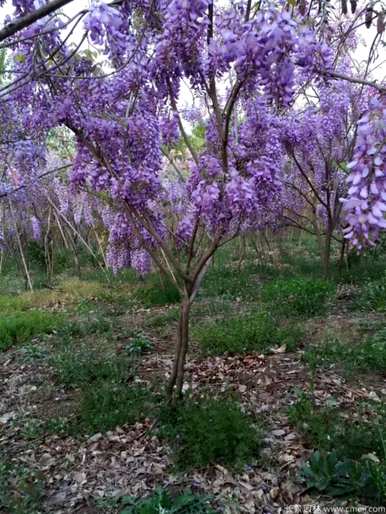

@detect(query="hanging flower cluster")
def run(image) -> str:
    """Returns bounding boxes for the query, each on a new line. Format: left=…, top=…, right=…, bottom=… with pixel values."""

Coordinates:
left=342, top=97, right=386, bottom=249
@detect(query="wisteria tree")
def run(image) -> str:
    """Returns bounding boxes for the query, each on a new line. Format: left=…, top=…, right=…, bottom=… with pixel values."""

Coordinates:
left=0, top=0, right=385, bottom=401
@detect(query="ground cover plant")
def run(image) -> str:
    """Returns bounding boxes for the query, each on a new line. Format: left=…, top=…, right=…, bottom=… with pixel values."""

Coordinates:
left=0, top=311, right=64, bottom=351
left=303, top=327, right=386, bottom=375
left=158, top=398, right=262, bottom=471
left=289, top=394, right=386, bottom=504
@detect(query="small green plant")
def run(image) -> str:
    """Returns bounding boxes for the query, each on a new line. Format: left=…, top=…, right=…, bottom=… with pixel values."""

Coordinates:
left=159, top=398, right=261, bottom=470
left=145, top=307, right=180, bottom=328
left=125, top=333, right=154, bottom=355
left=135, top=274, right=180, bottom=306
left=261, top=277, right=334, bottom=317
left=354, top=274, right=386, bottom=311
left=0, top=294, right=29, bottom=313
left=195, top=311, right=302, bottom=355
left=303, top=328, right=386, bottom=375
left=76, top=382, right=152, bottom=433
left=0, top=311, right=63, bottom=351
left=301, top=451, right=386, bottom=504
left=288, top=394, right=386, bottom=460
left=51, top=348, right=134, bottom=388
left=119, top=489, right=217, bottom=514
left=0, top=459, right=44, bottom=514
left=58, top=316, right=113, bottom=339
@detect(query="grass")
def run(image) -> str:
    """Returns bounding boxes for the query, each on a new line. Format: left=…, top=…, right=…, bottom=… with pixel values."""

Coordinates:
left=76, top=382, right=152, bottom=433
left=0, top=311, right=64, bottom=351
left=261, top=277, right=335, bottom=317
left=195, top=311, right=303, bottom=355
left=354, top=274, right=386, bottom=312
left=201, top=262, right=261, bottom=300
left=0, top=459, right=44, bottom=514
left=144, top=306, right=180, bottom=328
left=303, top=328, right=386, bottom=375
left=51, top=348, right=135, bottom=388
left=288, top=394, right=386, bottom=459
left=135, top=273, right=181, bottom=306
left=159, top=398, right=261, bottom=470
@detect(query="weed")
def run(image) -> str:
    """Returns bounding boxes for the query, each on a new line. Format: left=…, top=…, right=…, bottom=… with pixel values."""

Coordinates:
left=354, top=274, right=386, bottom=312
left=76, top=382, right=152, bottom=433
left=303, top=328, right=386, bottom=375
left=261, top=277, right=334, bottom=317
left=51, top=348, right=134, bottom=388
left=201, top=262, right=260, bottom=300
left=125, top=333, right=154, bottom=355
left=288, top=394, right=386, bottom=460
left=0, top=311, right=63, bottom=351
left=301, top=451, right=386, bottom=504
left=57, top=316, right=113, bottom=341
left=119, top=488, right=217, bottom=514
left=195, top=311, right=303, bottom=355
left=135, top=274, right=180, bottom=306
left=290, top=395, right=386, bottom=504
left=145, top=307, right=180, bottom=328
left=0, top=459, right=44, bottom=514
left=159, top=398, right=261, bottom=470
left=0, top=294, right=29, bottom=313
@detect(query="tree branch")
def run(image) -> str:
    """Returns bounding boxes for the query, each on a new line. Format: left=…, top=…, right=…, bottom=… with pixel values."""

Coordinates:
left=0, top=0, right=75, bottom=42
left=319, top=68, right=386, bottom=94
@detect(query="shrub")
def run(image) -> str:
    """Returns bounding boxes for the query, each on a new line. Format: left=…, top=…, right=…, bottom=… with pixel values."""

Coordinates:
left=261, top=277, right=334, bottom=316
left=76, top=382, right=152, bottom=433
left=0, top=311, right=63, bottom=351
left=195, top=311, right=303, bottom=355
left=159, top=398, right=261, bottom=470
left=135, top=274, right=180, bottom=306
left=120, top=489, right=217, bottom=514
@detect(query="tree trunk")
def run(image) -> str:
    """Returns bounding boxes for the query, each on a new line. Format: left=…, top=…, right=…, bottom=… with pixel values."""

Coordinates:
left=322, top=232, right=332, bottom=278
left=168, top=293, right=191, bottom=404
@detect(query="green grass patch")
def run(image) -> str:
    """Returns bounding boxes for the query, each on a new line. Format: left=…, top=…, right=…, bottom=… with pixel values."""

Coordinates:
left=159, top=398, right=261, bottom=470
left=0, top=311, right=64, bottom=351
left=261, top=277, right=334, bottom=317
left=354, top=275, right=386, bottom=312
left=303, top=328, right=386, bottom=375
left=144, top=307, right=180, bottom=328
left=135, top=274, right=180, bottom=306
left=76, top=382, right=152, bottom=434
left=195, top=311, right=303, bottom=355
left=51, top=348, right=135, bottom=388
